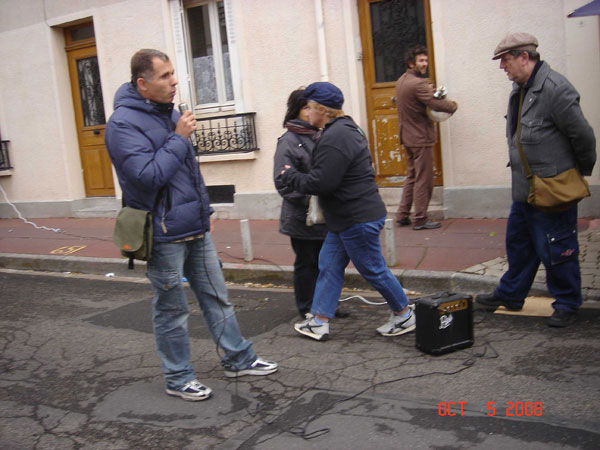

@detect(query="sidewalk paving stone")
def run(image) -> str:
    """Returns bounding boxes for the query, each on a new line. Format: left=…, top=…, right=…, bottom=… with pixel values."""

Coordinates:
left=0, top=216, right=598, bottom=302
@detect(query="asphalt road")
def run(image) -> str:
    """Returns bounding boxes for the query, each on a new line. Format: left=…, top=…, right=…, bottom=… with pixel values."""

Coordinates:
left=1, top=270, right=599, bottom=449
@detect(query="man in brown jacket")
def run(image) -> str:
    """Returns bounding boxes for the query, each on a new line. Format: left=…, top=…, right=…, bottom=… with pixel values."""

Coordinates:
left=395, top=45, right=458, bottom=230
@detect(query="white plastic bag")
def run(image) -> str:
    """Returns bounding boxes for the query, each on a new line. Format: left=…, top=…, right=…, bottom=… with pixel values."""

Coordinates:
left=306, top=195, right=325, bottom=226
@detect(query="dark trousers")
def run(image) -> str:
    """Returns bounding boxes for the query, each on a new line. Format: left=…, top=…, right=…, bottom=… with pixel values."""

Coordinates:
left=396, top=146, right=434, bottom=225
left=290, top=237, right=324, bottom=316
left=495, top=202, right=582, bottom=312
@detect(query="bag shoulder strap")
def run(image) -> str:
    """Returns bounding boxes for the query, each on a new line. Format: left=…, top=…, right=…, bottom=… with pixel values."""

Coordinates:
left=515, top=87, right=533, bottom=179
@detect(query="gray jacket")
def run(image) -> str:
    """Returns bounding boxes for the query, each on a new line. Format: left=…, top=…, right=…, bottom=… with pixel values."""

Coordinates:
left=506, top=62, right=596, bottom=202
left=273, top=129, right=327, bottom=239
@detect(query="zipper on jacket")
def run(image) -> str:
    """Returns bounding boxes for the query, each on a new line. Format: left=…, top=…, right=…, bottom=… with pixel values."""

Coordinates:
left=159, top=188, right=169, bottom=234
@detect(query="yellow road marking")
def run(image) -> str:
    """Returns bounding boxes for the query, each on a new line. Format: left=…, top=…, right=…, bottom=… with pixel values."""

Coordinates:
left=50, top=245, right=86, bottom=255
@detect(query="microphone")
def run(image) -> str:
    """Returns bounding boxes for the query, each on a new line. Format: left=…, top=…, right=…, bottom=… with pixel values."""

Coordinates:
left=178, top=103, right=199, bottom=150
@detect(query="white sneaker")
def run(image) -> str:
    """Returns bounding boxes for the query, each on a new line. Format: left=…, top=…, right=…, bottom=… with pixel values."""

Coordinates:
left=376, top=306, right=416, bottom=336
left=294, top=316, right=330, bottom=341
left=224, top=358, right=278, bottom=378
left=165, top=379, right=212, bottom=401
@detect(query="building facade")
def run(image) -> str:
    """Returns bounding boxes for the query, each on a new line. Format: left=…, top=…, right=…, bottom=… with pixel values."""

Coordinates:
left=0, top=0, right=598, bottom=219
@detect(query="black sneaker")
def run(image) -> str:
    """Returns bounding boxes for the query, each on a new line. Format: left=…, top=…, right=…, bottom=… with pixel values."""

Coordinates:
left=396, top=217, right=411, bottom=226
left=476, top=293, right=523, bottom=311
left=334, top=308, right=351, bottom=318
left=413, top=220, right=441, bottom=230
left=166, top=379, right=212, bottom=401
left=548, top=310, right=576, bottom=328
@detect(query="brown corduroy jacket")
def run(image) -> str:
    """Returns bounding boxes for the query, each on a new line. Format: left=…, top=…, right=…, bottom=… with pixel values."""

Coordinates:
left=395, top=69, right=457, bottom=148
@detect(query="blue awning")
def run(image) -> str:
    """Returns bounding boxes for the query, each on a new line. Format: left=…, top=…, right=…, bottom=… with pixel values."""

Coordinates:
left=568, top=0, right=600, bottom=17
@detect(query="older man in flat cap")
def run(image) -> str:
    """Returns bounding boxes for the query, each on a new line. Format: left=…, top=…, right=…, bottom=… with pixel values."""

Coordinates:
left=476, top=33, right=596, bottom=327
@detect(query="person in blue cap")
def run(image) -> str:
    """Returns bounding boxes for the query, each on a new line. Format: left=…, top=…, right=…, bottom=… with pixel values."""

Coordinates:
left=273, top=88, right=328, bottom=318
left=280, top=81, right=415, bottom=341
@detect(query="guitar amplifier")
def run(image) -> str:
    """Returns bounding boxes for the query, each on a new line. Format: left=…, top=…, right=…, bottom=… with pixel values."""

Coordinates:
left=414, top=292, right=474, bottom=355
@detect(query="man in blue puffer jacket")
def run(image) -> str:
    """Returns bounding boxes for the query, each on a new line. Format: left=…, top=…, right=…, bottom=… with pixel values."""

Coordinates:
left=106, top=49, right=277, bottom=401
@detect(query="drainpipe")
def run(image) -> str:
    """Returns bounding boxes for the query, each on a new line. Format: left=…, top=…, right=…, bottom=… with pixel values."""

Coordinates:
left=314, top=0, right=329, bottom=81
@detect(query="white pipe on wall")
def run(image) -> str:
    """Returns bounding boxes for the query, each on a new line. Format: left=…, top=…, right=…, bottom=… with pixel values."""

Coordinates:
left=342, top=0, right=363, bottom=123
left=314, top=0, right=329, bottom=81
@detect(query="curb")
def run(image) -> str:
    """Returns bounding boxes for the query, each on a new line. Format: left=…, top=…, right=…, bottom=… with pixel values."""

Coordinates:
left=0, top=253, right=149, bottom=278
left=2, top=252, right=599, bottom=304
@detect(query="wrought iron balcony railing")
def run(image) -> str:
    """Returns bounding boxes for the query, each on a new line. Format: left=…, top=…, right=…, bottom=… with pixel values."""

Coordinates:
left=0, top=140, right=11, bottom=171
left=193, top=112, right=258, bottom=155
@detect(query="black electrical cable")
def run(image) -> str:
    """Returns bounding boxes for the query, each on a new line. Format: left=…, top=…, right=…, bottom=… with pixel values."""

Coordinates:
left=234, top=309, right=502, bottom=447
left=200, top=234, right=227, bottom=362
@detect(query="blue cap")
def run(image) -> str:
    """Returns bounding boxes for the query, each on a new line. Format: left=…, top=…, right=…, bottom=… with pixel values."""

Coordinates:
left=303, top=82, right=344, bottom=109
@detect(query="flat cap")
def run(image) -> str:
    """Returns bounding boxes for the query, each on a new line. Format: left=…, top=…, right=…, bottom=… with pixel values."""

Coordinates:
left=303, top=82, right=344, bottom=110
left=492, top=32, right=538, bottom=60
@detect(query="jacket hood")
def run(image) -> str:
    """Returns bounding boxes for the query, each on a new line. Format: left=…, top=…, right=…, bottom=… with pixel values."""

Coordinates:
left=324, top=115, right=363, bottom=135
left=113, top=82, right=175, bottom=114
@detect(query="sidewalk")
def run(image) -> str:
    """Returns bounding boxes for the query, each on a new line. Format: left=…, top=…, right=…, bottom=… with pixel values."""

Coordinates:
left=0, top=216, right=598, bottom=302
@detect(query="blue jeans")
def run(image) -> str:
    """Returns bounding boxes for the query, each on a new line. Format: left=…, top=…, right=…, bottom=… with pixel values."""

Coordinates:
left=146, top=234, right=256, bottom=390
left=311, top=217, right=409, bottom=318
left=495, top=202, right=581, bottom=312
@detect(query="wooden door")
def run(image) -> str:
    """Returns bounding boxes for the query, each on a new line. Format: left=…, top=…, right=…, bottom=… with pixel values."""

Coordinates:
left=65, top=22, right=114, bottom=197
left=358, top=0, right=442, bottom=187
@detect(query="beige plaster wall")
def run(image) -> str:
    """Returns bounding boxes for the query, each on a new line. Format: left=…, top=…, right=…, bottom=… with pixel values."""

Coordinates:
left=0, top=0, right=170, bottom=203
left=564, top=0, right=600, bottom=181
left=0, top=19, right=83, bottom=202
left=204, top=0, right=599, bottom=194
left=0, top=0, right=597, bottom=213
left=196, top=0, right=357, bottom=194
left=431, top=0, right=599, bottom=188
left=96, top=0, right=173, bottom=120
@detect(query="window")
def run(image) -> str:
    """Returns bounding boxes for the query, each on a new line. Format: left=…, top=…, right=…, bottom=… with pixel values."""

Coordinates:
left=370, top=0, right=426, bottom=82
left=184, top=0, right=234, bottom=108
left=77, top=57, right=106, bottom=127
left=171, top=0, right=256, bottom=155
left=0, top=131, right=12, bottom=171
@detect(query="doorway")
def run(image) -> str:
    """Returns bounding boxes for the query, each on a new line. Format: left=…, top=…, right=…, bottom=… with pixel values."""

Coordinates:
left=358, top=0, right=442, bottom=187
left=65, top=22, right=114, bottom=197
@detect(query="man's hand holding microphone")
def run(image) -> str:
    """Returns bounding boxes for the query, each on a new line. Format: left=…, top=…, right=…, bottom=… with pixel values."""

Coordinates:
left=177, top=103, right=198, bottom=149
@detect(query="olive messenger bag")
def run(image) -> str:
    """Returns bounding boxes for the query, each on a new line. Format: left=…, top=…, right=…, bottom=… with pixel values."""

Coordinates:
left=515, top=88, right=590, bottom=213
left=113, top=198, right=155, bottom=270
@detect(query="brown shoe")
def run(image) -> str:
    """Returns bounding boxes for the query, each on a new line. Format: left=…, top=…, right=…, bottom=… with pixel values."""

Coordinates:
left=396, top=217, right=411, bottom=226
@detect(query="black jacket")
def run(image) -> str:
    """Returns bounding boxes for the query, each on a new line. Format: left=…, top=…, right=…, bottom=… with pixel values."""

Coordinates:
left=281, top=116, right=386, bottom=232
left=273, top=122, right=327, bottom=239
